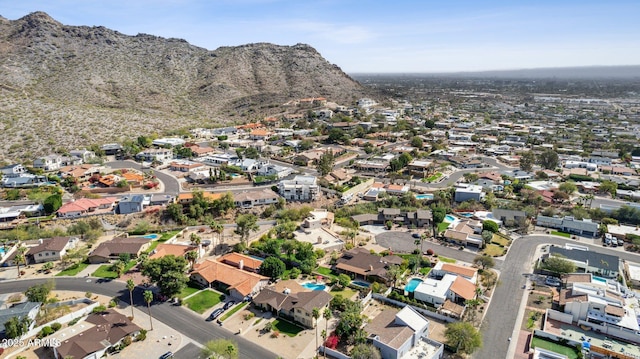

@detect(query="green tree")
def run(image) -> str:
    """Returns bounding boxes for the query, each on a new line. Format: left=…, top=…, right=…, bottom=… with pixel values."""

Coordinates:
left=4, top=316, right=32, bottom=339
left=599, top=180, right=618, bottom=197
left=201, top=339, right=239, bottom=359
left=323, top=307, right=331, bottom=357
left=260, top=257, right=285, bottom=280
left=25, top=282, right=53, bottom=303
left=519, top=151, right=535, bottom=172
left=185, top=250, right=198, bottom=270
left=316, top=150, right=335, bottom=176
left=481, top=230, right=493, bottom=243
left=243, top=147, right=260, bottom=159
left=14, top=244, right=27, bottom=278
left=350, top=343, right=382, bottom=359
left=235, top=213, right=259, bottom=246
left=143, top=290, right=154, bottom=330
left=386, top=265, right=404, bottom=288
left=445, top=321, right=483, bottom=355
left=141, top=255, right=188, bottom=297
left=312, top=308, right=321, bottom=357
left=327, top=128, right=347, bottom=144
left=543, top=255, right=576, bottom=276
left=558, top=182, right=577, bottom=195
left=126, top=279, right=136, bottom=319
left=337, top=273, right=351, bottom=288
left=473, top=255, right=495, bottom=270
left=432, top=207, right=446, bottom=237
left=537, top=149, right=559, bottom=170
left=482, top=220, right=499, bottom=233
left=43, top=193, right=62, bottom=214
left=410, top=136, right=424, bottom=149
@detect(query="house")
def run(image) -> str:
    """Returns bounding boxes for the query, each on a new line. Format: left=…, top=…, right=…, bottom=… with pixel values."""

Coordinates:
left=443, top=221, right=483, bottom=248
left=302, top=209, right=334, bottom=230
left=253, top=287, right=332, bottom=328
left=218, top=252, right=263, bottom=273
left=27, top=236, right=78, bottom=264
left=53, top=310, right=141, bottom=359
left=59, top=164, right=101, bottom=182
left=233, top=189, right=280, bottom=209
left=87, top=237, right=151, bottom=263
left=33, top=155, right=63, bottom=171
left=492, top=209, right=527, bottom=227
left=149, top=243, right=196, bottom=260
left=149, top=194, right=174, bottom=206
left=0, top=204, right=43, bottom=224
left=175, top=191, right=223, bottom=206
left=1, top=174, right=48, bottom=188
left=56, top=197, right=117, bottom=218
left=249, top=129, right=273, bottom=140
left=431, top=262, right=478, bottom=284
left=169, top=160, right=204, bottom=172
left=190, top=258, right=269, bottom=300
left=406, top=160, right=434, bottom=177
left=117, top=195, right=148, bottom=214
left=355, top=160, right=390, bottom=173
left=69, top=149, right=96, bottom=162
left=334, top=247, right=402, bottom=283
left=135, top=148, right=173, bottom=162
left=385, top=184, right=410, bottom=196
left=454, top=185, right=485, bottom=202
left=278, top=175, right=319, bottom=202
left=0, top=302, right=41, bottom=337
left=413, top=274, right=477, bottom=307
left=152, top=137, right=185, bottom=147
left=100, top=143, right=123, bottom=156
left=404, top=209, right=432, bottom=228
left=201, top=153, right=239, bottom=166
left=0, top=164, right=27, bottom=177
left=255, top=162, right=294, bottom=179
left=323, top=169, right=351, bottom=185
left=185, top=143, right=215, bottom=157
left=364, top=306, right=442, bottom=359
left=544, top=246, right=619, bottom=278
left=536, top=215, right=599, bottom=238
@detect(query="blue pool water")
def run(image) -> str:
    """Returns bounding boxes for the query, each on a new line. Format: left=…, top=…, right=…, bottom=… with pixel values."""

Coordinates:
left=460, top=213, right=473, bottom=218
left=0, top=248, right=5, bottom=256
left=444, top=215, right=456, bottom=222
left=593, top=276, right=607, bottom=283
left=415, top=194, right=434, bottom=200
left=248, top=255, right=265, bottom=262
left=351, top=280, right=371, bottom=288
left=140, top=234, right=159, bottom=239
left=405, top=278, right=423, bottom=293
left=302, top=282, right=327, bottom=291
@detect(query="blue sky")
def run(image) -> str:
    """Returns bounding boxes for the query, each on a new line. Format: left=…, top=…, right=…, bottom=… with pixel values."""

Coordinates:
left=2, top=0, right=639, bottom=73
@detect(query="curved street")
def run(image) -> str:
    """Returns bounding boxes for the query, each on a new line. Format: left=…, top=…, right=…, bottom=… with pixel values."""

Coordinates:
left=106, top=160, right=181, bottom=195
left=0, top=278, right=278, bottom=359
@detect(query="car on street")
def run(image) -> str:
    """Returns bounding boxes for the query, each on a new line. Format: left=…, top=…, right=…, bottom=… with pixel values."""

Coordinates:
left=223, top=301, right=236, bottom=310
left=412, top=233, right=421, bottom=238
left=208, top=308, right=224, bottom=321
left=159, top=352, right=173, bottom=359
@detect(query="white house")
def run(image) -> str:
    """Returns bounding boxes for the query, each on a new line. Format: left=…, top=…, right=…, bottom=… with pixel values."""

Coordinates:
left=454, top=185, right=485, bottom=202
left=33, top=155, right=63, bottom=171
left=0, top=164, right=27, bottom=178
left=278, top=175, right=319, bottom=202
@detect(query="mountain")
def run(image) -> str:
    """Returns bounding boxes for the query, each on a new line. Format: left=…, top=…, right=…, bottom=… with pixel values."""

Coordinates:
left=0, top=12, right=366, bottom=161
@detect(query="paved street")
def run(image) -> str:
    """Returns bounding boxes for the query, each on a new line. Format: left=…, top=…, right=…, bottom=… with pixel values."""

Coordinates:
left=0, top=278, right=278, bottom=359
left=107, top=160, right=181, bottom=195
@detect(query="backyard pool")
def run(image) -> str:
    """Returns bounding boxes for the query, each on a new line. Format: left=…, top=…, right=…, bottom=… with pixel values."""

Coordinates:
left=444, top=215, right=457, bottom=222
left=414, top=194, right=434, bottom=200
left=248, top=255, right=265, bottom=262
left=593, top=276, right=607, bottom=283
left=351, top=280, right=371, bottom=288
left=302, top=282, right=327, bottom=291
left=0, top=248, right=5, bottom=257
left=405, top=278, right=423, bottom=293
left=140, top=234, right=159, bottom=239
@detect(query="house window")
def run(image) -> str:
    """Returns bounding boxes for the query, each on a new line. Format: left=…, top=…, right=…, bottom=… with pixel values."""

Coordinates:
left=38, top=254, right=42, bottom=257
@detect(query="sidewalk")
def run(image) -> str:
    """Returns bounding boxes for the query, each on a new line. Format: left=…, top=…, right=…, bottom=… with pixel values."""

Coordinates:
left=75, top=263, right=103, bottom=277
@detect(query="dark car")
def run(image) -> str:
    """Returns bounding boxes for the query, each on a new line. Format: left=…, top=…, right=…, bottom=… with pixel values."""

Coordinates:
left=412, top=233, right=421, bottom=239
left=223, top=301, right=236, bottom=310
left=159, top=352, right=173, bottom=359
left=208, top=308, right=224, bottom=321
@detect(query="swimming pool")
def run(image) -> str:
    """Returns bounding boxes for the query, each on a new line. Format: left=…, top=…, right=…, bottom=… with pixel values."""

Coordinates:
left=405, top=278, right=423, bottom=293
left=302, top=282, right=327, bottom=291
left=415, top=194, right=434, bottom=200
left=444, top=215, right=457, bottom=222
left=0, top=248, right=5, bottom=256
left=248, top=255, right=265, bottom=262
left=140, top=234, right=159, bottom=239
left=593, top=276, right=607, bottom=283
left=351, top=280, right=371, bottom=288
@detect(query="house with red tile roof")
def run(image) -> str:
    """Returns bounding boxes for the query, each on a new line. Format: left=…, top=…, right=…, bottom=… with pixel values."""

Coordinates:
left=218, top=252, right=263, bottom=273
left=56, top=197, right=117, bottom=218
left=190, top=258, right=268, bottom=300
left=149, top=243, right=196, bottom=260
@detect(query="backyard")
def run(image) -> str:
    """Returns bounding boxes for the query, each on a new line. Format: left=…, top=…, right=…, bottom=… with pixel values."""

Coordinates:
left=329, top=287, right=357, bottom=300
left=530, top=337, right=579, bottom=359
left=315, top=266, right=339, bottom=280
left=183, top=290, right=224, bottom=314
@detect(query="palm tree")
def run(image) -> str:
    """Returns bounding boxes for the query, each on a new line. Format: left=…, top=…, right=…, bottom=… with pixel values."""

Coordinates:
left=14, top=244, right=27, bottom=277
left=312, top=308, right=320, bottom=357
left=143, top=290, right=154, bottom=330
left=185, top=250, right=198, bottom=270
left=323, top=307, right=331, bottom=358
left=126, top=279, right=136, bottom=319
left=113, top=260, right=126, bottom=278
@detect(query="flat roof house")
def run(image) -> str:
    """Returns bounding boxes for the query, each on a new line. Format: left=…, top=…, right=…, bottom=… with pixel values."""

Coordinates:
left=278, top=175, right=319, bottom=202
left=454, top=185, right=485, bottom=203
left=545, top=246, right=619, bottom=278
left=536, top=215, right=599, bottom=238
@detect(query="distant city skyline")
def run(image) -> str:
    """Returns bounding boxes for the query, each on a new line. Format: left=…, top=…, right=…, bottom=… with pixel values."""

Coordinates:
left=2, top=0, right=639, bottom=73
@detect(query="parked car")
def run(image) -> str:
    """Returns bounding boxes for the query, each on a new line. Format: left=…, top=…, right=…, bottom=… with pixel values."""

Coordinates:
left=412, top=233, right=421, bottom=239
left=159, top=352, right=173, bottom=359
left=208, top=308, right=225, bottom=321
left=545, top=276, right=561, bottom=287
left=223, top=301, right=236, bottom=310
left=617, top=239, right=624, bottom=246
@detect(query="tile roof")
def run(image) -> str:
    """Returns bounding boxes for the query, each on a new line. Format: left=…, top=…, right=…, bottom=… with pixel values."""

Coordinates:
left=440, top=263, right=478, bottom=279
left=57, top=197, right=116, bottom=214
left=449, top=276, right=476, bottom=300
left=191, top=259, right=268, bottom=297
left=218, top=252, right=263, bottom=271
left=149, top=243, right=196, bottom=259
left=177, top=192, right=223, bottom=202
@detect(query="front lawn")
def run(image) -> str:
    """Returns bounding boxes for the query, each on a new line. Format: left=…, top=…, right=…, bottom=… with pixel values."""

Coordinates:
left=530, top=337, right=579, bottom=359
left=483, top=244, right=506, bottom=257
left=177, top=286, right=200, bottom=299
left=437, top=255, right=456, bottom=263
left=491, top=234, right=510, bottom=246
left=437, top=222, right=450, bottom=233
left=272, top=319, right=304, bottom=337
left=92, top=260, right=137, bottom=278
left=551, top=231, right=571, bottom=238
left=219, top=302, right=248, bottom=322
left=56, top=262, right=89, bottom=276
left=183, top=290, right=224, bottom=314
left=424, top=172, right=442, bottom=183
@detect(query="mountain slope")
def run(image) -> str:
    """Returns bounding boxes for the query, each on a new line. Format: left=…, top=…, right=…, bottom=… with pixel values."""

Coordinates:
left=0, top=12, right=366, bottom=161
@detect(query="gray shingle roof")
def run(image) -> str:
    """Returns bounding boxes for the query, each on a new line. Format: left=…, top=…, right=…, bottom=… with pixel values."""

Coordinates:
left=549, top=247, right=619, bottom=272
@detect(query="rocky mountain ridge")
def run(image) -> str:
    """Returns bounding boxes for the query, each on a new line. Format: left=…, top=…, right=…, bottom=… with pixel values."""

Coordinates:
left=0, top=12, right=367, bottom=161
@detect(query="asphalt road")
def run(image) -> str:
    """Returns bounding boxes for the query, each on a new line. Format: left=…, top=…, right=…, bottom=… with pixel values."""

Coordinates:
left=0, top=278, right=278, bottom=359
left=106, top=160, right=181, bottom=195
left=474, top=234, right=640, bottom=359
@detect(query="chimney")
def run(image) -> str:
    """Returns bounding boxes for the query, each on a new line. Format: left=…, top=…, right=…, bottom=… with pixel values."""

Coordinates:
left=239, top=259, right=244, bottom=270
left=369, top=265, right=374, bottom=271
